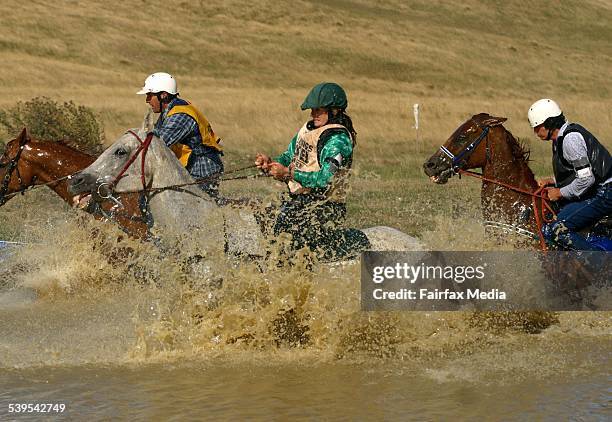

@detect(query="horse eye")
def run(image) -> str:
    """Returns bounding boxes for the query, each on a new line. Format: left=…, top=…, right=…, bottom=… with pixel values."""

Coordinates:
left=115, top=148, right=128, bottom=157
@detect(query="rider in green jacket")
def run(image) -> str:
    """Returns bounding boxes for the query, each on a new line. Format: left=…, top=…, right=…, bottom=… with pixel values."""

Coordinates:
left=255, top=82, right=370, bottom=261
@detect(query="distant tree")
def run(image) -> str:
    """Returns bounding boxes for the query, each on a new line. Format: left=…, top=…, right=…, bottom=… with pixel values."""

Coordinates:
left=0, top=97, right=104, bottom=153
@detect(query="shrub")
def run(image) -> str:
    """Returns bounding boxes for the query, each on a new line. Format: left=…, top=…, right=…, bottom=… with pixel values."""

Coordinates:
left=0, top=97, right=104, bottom=153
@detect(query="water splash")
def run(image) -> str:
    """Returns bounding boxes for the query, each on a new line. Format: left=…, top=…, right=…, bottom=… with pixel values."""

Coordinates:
left=0, top=204, right=608, bottom=384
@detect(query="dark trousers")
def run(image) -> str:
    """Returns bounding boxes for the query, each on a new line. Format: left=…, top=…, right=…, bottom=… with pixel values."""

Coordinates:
left=273, top=196, right=371, bottom=261
left=543, top=184, right=612, bottom=250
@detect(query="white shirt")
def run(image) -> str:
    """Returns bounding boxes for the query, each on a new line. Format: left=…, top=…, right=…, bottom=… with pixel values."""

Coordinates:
left=556, top=122, right=596, bottom=199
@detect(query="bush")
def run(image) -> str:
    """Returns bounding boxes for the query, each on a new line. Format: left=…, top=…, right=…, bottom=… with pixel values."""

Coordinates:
left=0, top=97, right=105, bottom=153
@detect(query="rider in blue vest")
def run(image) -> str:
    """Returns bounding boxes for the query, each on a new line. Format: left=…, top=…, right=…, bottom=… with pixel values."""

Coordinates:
left=528, top=99, right=612, bottom=250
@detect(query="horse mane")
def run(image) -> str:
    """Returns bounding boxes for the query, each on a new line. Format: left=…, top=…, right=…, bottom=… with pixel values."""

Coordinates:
left=498, top=124, right=538, bottom=185
left=472, top=113, right=536, bottom=184
left=474, top=113, right=531, bottom=163
left=503, top=128, right=531, bottom=163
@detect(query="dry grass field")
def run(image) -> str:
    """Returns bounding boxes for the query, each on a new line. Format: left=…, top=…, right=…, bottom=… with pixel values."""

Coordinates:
left=1, top=0, right=611, bottom=238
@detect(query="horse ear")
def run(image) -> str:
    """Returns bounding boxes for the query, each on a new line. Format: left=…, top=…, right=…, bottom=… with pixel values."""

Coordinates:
left=17, top=127, right=30, bottom=141
left=481, top=116, right=507, bottom=127
left=140, top=109, right=154, bottom=135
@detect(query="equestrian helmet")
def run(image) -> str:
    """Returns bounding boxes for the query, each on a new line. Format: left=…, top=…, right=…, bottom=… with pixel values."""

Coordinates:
left=528, top=99, right=562, bottom=128
left=301, top=82, right=348, bottom=110
left=137, top=72, right=178, bottom=95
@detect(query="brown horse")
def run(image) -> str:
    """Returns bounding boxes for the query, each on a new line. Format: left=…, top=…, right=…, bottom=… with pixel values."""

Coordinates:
left=423, top=114, right=609, bottom=306
left=423, top=113, right=545, bottom=240
left=0, top=128, right=148, bottom=239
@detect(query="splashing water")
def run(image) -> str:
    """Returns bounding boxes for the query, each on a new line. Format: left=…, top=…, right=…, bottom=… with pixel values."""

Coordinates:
left=0, top=205, right=609, bottom=419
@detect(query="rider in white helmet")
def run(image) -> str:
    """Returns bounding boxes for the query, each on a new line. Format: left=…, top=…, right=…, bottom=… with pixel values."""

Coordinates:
left=137, top=72, right=224, bottom=198
left=528, top=99, right=612, bottom=250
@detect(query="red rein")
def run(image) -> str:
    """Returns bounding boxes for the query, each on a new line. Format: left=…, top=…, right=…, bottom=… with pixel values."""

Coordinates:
left=458, top=169, right=556, bottom=250
left=112, top=131, right=154, bottom=191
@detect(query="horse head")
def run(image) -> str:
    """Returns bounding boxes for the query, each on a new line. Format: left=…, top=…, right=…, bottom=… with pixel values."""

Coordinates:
left=423, top=113, right=544, bottom=238
left=69, top=115, right=222, bottom=243
left=423, top=113, right=507, bottom=184
left=0, top=128, right=37, bottom=204
left=68, top=126, right=149, bottom=201
left=67, top=120, right=189, bottom=205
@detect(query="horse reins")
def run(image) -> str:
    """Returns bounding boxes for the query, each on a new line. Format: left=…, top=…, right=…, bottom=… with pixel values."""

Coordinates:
left=0, top=175, right=73, bottom=204
left=0, top=131, right=262, bottom=207
left=457, top=169, right=556, bottom=250
left=83, top=130, right=265, bottom=232
left=438, top=123, right=556, bottom=250
left=95, top=130, right=266, bottom=199
left=0, top=130, right=263, bottom=227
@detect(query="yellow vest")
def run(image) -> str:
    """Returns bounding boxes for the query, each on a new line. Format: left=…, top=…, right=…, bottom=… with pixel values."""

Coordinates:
left=166, top=103, right=222, bottom=167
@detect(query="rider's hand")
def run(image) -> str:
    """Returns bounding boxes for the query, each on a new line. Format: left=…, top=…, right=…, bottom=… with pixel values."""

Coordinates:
left=537, top=177, right=555, bottom=188
left=255, top=153, right=272, bottom=171
left=268, top=162, right=291, bottom=182
left=544, top=187, right=563, bottom=201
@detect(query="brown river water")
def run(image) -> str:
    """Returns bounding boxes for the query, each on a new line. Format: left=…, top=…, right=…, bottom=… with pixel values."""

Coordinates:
left=0, top=216, right=610, bottom=420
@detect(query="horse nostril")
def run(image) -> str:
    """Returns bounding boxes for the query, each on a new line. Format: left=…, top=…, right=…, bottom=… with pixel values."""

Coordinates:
left=424, top=161, right=435, bottom=169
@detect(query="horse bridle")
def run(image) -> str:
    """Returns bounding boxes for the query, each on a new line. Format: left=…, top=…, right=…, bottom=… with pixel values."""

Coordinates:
left=0, top=134, right=32, bottom=206
left=438, top=123, right=491, bottom=174
left=95, top=130, right=154, bottom=201
left=87, top=130, right=157, bottom=231
left=94, top=130, right=228, bottom=200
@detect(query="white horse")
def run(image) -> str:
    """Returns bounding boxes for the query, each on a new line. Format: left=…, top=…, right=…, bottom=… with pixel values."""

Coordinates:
left=67, top=122, right=422, bottom=260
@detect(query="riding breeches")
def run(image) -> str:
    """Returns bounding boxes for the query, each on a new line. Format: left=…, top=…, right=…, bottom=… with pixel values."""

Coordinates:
left=542, top=184, right=612, bottom=250
left=272, top=196, right=371, bottom=261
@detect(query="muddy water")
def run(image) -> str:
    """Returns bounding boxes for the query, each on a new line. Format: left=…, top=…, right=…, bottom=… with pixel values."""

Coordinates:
left=1, top=356, right=610, bottom=420
left=0, top=218, right=610, bottom=420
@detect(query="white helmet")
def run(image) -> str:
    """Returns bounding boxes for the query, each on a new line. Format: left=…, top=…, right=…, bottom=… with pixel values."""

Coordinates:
left=136, top=72, right=178, bottom=95
left=528, top=99, right=562, bottom=128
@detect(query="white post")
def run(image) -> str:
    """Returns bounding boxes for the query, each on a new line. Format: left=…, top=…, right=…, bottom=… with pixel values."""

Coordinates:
left=413, top=103, right=420, bottom=151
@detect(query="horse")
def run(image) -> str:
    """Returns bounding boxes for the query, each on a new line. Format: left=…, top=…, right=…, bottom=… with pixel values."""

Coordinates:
left=423, top=113, right=544, bottom=240
left=423, top=113, right=611, bottom=248
left=422, top=113, right=610, bottom=305
left=67, top=126, right=423, bottom=261
left=0, top=128, right=148, bottom=239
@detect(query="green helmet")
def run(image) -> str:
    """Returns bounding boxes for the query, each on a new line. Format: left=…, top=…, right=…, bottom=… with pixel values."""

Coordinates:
left=300, top=82, right=348, bottom=110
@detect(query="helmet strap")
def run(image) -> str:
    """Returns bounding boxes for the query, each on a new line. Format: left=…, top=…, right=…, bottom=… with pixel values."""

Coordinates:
left=156, top=93, right=164, bottom=106
left=156, top=92, right=173, bottom=112
left=546, top=129, right=553, bottom=141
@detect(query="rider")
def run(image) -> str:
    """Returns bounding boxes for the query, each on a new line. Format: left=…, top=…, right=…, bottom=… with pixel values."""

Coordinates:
left=255, top=82, right=371, bottom=260
left=528, top=98, right=612, bottom=250
left=137, top=72, right=224, bottom=198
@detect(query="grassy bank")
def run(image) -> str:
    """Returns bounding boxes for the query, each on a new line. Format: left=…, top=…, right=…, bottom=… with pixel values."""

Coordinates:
left=1, top=0, right=611, bottom=238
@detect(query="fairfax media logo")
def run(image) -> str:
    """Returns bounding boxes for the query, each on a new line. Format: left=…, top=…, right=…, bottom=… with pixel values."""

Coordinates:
left=361, top=251, right=514, bottom=312
left=363, top=252, right=507, bottom=310
left=372, top=287, right=506, bottom=301
left=361, top=250, right=612, bottom=312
